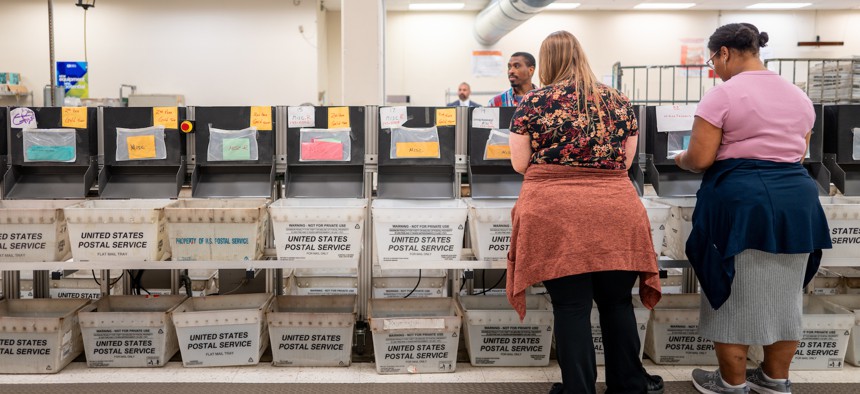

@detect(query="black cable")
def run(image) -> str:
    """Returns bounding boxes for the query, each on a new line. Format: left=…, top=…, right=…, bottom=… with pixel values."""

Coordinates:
left=403, top=269, right=422, bottom=299
left=220, top=279, right=249, bottom=295
left=180, top=270, right=193, bottom=298
left=109, top=271, right=124, bottom=287
left=474, top=271, right=506, bottom=296
left=91, top=270, right=124, bottom=291
left=459, top=274, right=467, bottom=294
left=481, top=269, right=486, bottom=295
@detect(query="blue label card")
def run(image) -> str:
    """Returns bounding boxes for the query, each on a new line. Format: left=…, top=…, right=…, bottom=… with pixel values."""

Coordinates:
left=26, top=145, right=75, bottom=162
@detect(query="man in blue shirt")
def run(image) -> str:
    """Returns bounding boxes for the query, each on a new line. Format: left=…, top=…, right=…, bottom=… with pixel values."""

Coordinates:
left=488, top=52, right=537, bottom=107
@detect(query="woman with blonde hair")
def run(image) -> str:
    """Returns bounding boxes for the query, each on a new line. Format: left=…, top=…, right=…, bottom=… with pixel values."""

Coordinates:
left=506, top=30, right=664, bottom=394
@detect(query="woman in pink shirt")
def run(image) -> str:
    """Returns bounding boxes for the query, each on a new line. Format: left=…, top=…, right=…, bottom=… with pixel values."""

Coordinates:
left=675, top=23, right=831, bottom=394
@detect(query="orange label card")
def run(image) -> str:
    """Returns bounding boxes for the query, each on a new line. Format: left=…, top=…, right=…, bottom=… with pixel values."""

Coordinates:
left=435, top=108, right=456, bottom=127
left=61, top=107, right=87, bottom=129
left=328, top=107, right=350, bottom=129
left=250, top=106, right=273, bottom=131
left=395, top=142, right=440, bottom=158
left=153, top=107, right=178, bottom=129
left=127, top=135, right=156, bottom=159
left=486, top=144, right=511, bottom=159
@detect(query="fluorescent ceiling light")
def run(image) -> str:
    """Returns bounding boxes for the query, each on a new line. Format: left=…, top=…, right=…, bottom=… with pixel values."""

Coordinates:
left=746, top=3, right=811, bottom=9
left=408, top=2, right=465, bottom=10
left=634, top=3, right=696, bottom=10
left=546, top=3, right=582, bottom=10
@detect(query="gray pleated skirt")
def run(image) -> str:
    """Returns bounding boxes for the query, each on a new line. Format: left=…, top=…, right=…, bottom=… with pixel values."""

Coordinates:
left=699, top=249, right=808, bottom=345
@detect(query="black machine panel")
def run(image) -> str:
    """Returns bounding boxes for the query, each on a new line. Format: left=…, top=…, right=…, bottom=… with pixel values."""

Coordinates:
left=467, top=106, right=522, bottom=199
left=377, top=107, right=457, bottom=199
left=99, top=107, right=188, bottom=198
left=3, top=107, right=98, bottom=199
left=285, top=106, right=366, bottom=198
left=191, top=106, right=276, bottom=198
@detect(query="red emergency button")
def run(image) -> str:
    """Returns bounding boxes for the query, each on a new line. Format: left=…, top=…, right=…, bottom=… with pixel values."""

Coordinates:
left=180, top=120, right=194, bottom=133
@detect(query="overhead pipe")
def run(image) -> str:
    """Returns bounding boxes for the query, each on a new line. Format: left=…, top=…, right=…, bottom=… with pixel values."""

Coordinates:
left=474, top=0, right=556, bottom=46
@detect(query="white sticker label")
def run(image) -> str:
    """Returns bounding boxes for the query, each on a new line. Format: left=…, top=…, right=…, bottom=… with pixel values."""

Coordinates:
left=50, top=288, right=104, bottom=299
left=277, top=222, right=363, bottom=262
left=791, top=329, right=851, bottom=368
left=11, top=107, right=38, bottom=129
left=655, top=104, right=697, bottom=132
left=472, top=107, right=500, bottom=129
left=471, top=324, right=551, bottom=366
left=376, top=222, right=465, bottom=262
left=288, top=106, right=316, bottom=128
left=380, top=106, right=408, bottom=129
left=375, top=331, right=457, bottom=374
left=383, top=318, right=445, bottom=331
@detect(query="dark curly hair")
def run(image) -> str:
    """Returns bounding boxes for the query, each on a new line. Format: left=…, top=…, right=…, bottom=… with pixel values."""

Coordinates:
left=707, top=23, right=769, bottom=54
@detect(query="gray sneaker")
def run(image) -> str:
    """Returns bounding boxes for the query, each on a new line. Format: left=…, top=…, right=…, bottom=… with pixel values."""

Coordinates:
left=746, top=365, right=791, bottom=394
left=692, top=369, right=750, bottom=394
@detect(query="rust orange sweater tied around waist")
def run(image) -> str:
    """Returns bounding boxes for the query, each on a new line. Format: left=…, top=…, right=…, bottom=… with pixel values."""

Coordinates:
left=506, top=164, right=662, bottom=320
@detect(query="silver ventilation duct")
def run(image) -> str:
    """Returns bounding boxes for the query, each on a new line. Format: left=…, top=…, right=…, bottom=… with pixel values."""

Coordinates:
left=474, top=0, right=556, bottom=46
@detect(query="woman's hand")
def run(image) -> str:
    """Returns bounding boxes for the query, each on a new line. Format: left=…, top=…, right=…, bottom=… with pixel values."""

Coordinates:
left=675, top=116, right=722, bottom=173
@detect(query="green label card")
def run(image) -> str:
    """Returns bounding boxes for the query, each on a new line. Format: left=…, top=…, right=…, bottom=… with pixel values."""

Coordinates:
left=223, top=138, right=251, bottom=160
left=27, top=145, right=75, bottom=162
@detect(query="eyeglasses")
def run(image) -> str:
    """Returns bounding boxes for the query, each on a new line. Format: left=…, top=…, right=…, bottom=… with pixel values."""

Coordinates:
left=706, top=52, right=718, bottom=69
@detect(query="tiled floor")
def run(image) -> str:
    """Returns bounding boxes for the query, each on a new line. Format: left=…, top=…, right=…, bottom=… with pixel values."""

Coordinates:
left=5, top=360, right=859, bottom=385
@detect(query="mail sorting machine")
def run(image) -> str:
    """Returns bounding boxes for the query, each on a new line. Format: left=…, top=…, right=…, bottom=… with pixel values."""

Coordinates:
left=371, top=106, right=465, bottom=301
left=281, top=106, right=369, bottom=310
left=99, top=107, right=189, bottom=295
left=463, top=106, right=519, bottom=296
left=1, top=107, right=99, bottom=298
left=191, top=106, right=278, bottom=295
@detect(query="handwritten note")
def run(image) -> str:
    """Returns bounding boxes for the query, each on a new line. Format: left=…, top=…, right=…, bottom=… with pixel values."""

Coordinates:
left=62, top=107, right=87, bottom=129
left=486, top=144, right=511, bottom=160
left=153, top=107, right=178, bottom=129
left=288, top=106, right=315, bottom=128
left=11, top=107, right=37, bottom=129
left=380, top=106, right=407, bottom=128
left=223, top=138, right=251, bottom=160
left=328, top=107, right=350, bottom=129
left=436, top=108, right=456, bottom=127
left=395, top=142, right=440, bottom=158
left=250, top=106, right=273, bottom=131
left=655, top=104, right=697, bottom=132
left=127, top=135, right=157, bottom=160
left=472, top=107, right=499, bottom=129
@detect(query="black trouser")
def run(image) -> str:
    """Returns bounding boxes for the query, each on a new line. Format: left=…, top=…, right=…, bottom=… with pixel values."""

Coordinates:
left=544, top=271, right=649, bottom=394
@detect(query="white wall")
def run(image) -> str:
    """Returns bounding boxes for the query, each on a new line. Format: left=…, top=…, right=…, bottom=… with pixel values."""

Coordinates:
left=4, top=2, right=859, bottom=107
left=1, top=0, right=320, bottom=106
left=326, top=11, right=343, bottom=105
left=386, top=10, right=860, bottom=106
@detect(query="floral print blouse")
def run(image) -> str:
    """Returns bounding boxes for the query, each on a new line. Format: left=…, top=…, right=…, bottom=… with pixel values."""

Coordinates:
left=509, top=80, right=638, bottom=170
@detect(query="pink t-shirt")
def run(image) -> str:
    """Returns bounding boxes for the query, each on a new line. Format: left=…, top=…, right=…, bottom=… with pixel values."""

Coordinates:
left=695, top=70, right=814, bottom=163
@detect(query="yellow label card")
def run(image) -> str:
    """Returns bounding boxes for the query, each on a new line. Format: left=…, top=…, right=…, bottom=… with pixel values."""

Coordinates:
left=250, top=106, right=273, bottom=131
left=153, top=107, right=178, bottom=129
left=435, top=108, right=456, bottom=127
left=61, top=107, right=87, bottom=129
left=486, top=144, right=511, bottom=159
left=396, top=142, right=440, bottom=158
left=328, top=107, right=350, bottom=129
left=127, top=135, right=157, bottom=160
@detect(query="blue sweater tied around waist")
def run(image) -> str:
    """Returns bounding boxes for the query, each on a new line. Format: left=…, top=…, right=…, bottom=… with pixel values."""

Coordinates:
left=685, top=159, right=832, bottom=310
